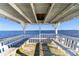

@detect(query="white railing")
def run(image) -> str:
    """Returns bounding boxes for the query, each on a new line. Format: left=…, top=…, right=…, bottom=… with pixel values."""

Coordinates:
left=0, top=35, right=24, bottom=45
left=56, top=34, right=79, bottom=53
left=58, top=34, right=79, bottom=42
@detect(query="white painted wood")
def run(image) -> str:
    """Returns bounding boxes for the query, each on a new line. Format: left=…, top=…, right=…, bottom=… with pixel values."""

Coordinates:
left=9, top=3, right=32, bottom=23
left=44, top=3, right=55, bottom=23
left=30, top=3, right=38, bottom=23
left=0, top=9, right=24, bottom=24
left=51, top=4, right=77, bottom=23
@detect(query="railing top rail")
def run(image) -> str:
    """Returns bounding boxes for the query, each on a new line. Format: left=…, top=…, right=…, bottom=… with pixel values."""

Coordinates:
left=0, top=35, right=24, bottom=43
left=59, top=34, right=79, bottom=42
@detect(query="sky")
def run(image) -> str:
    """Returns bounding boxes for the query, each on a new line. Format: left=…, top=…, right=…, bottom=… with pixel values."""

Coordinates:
left=0, top=17, right=79, bottom=31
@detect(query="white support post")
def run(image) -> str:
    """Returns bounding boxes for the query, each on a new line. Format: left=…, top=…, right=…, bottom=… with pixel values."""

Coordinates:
left=55, top=28, right=58, bottom=36
left=39, top=24, right=41, bottom=56
left=52, top=23, right=60, bottom=41
left=23, top=25, right=26, bottom=36
left=21, top=22, right=26, bottom=38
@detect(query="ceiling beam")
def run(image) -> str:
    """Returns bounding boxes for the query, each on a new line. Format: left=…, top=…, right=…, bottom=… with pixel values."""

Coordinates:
left=9, top=3, right=32, bottom=23
left=30, top=3, right=38, bottom=23
left=44, top=3, right=55, bottom=23
left=51, top=4, right=77, bottom=23
left=59, top=9, right=79, bottom=22
left=0, top=9, right=24, bottom=24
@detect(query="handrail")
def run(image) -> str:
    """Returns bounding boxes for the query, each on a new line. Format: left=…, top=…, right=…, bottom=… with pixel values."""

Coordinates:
left=0, top=33, right=79, bottom=44
left=58, top=34, right=79, bottom=42
left=0, top=35, right=25, bottom=44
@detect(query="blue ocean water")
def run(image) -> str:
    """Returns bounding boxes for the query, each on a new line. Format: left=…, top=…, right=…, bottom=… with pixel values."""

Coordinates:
left=59, top=30, right=79, bottom=38
left=0, top=31, right=23, bottom=39
left=0, top=30, right=79, bottom=39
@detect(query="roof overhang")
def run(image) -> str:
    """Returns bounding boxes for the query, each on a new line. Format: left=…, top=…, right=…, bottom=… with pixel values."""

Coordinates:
left=0, top=3, right=79, bottom=24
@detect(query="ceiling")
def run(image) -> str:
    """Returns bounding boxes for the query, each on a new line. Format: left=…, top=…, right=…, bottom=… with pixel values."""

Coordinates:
left=0, top=3, right=79, bottom=24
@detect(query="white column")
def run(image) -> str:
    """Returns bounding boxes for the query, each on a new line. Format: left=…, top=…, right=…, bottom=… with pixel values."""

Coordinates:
left=55, top=28, right=58, bottom=35
left=52, top=23, right=60, bottom=41
left=23, top=25, right=26, bottom=35
left=54, top=27, right=58, bottom=39
left=21, top=23, right=26, bottom=37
